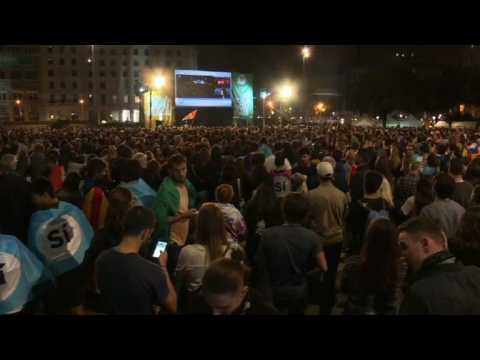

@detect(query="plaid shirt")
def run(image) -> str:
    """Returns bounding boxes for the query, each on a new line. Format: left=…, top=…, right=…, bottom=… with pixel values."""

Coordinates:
left=395, top=174, right=419, bottom=209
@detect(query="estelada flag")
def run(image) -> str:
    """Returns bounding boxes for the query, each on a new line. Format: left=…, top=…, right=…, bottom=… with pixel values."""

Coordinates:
left=83, top=187, right=109, bottom=231
left=182, top=110, right=198, bottom=122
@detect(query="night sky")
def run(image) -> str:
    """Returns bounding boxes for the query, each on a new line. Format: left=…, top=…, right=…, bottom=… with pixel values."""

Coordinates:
left=196, top=45, right=477, bottom=92
left=197, top=45, right=306, bottom=90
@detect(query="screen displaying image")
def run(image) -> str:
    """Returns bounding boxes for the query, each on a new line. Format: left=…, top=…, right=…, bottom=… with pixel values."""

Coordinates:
left=232, top=73, right=254, bottom=121
left=175, top=69, right=232, bottom=107
left=152, top=240, right=167, bottom=258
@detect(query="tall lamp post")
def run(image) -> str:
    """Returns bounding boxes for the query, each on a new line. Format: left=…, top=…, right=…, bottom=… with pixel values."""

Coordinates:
left=260, top=90, right=270, bottom=128
left=301, top=46, right=311, bottom=122
left=15, top=99, right=22, bottom=121
left=278, top=83, right=294, bottom=127
left=79, top=98, right=85, bottom=121
left=140, top=74, right=166, bottom=129
left=151, top=75, right=166, bottom=128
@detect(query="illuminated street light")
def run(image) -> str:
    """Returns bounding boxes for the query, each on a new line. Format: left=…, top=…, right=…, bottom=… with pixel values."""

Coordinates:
left=87, top=58, right=92, bottom=63
left=376, top=116, right=380, bottom=120
left=79, top=99, right=85, bottom=105
left=15, top=99, right=21, bottom=105
left=278, top=84, right=294, bottom=101
left=267, top=100, right=274, bottom=109
left=260, top=91, right=271, bottom=128
left=153, top=75, right=166, bottom=89
left=301, top=46, right=311, bottom=60
left=315, top=102, right=327, bottom=113
left=260, top=90, right=270, bottom=100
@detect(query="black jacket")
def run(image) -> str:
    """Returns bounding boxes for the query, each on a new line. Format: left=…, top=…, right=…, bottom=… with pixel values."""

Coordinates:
left=400, top=251, right=480, bottom=315
left=0, top=172, right=33, bottom=243
left=349, top=165, right=370, bottom=203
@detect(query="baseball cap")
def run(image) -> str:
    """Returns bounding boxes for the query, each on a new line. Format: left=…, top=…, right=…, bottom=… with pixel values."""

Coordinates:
left=317, top=161, right=334, bottom=179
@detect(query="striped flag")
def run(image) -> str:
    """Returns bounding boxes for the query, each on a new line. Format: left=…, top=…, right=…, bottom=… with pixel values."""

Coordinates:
left=83, top=187, right=109, bottom=231
left=182, top=110, right=198, bottom=122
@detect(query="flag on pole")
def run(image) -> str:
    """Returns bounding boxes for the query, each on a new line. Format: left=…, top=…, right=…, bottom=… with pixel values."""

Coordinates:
left=182, top=110, right=198, bottom=122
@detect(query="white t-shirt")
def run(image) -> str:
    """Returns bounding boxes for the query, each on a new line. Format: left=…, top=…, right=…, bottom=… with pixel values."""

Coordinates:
left=271, top=168, right=292, bottom=198
left=175, top=244, right=235, bottom=293
left=265, top=155, right=292, bottom=173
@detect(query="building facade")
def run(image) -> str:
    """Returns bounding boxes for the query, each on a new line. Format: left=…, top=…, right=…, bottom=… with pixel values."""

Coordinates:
left=0, top=45, right=198, bottom=124
left=0, top=46, right=41, bottom=123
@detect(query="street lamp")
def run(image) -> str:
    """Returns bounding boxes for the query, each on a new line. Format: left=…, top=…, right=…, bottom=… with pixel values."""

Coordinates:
left=301, top=46, right=311, bottom=122
left=277, top=83, right=295, bottom=127
left=260, top=90, right=270, bottom=128
left=153, top=75, right=166, bottom=89
left=79, top=99, right=85, bottom=121
left=15, top=99, right=23, bottom=121
left=279, top=84, right=294, bottom=101
left=143, top=74, right=167, bottom=128
left=301, top=46, right=311, bottom=60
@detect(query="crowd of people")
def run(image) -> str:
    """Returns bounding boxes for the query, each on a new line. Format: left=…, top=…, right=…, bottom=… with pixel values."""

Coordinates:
left=1, top=124, right=480, bottom=315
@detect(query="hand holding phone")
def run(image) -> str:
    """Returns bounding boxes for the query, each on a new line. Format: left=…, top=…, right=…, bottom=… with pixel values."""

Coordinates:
left=158, top=251, right=168, bottom=268
left=152, top=240, right=168, bottom=258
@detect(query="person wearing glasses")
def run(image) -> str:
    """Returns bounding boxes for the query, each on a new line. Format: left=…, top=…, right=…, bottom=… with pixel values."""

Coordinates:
left=398, top=216, right=480, bottom=315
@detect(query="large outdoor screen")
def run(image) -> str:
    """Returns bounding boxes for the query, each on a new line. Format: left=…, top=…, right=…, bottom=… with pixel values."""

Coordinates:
left=175, top=69, right=232, bottom=108
left=232, top=73, right=254, bottom=122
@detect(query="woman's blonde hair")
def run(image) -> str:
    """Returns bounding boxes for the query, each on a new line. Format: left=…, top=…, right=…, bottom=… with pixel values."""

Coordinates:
left=196, top=203, right=228, bottom=262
